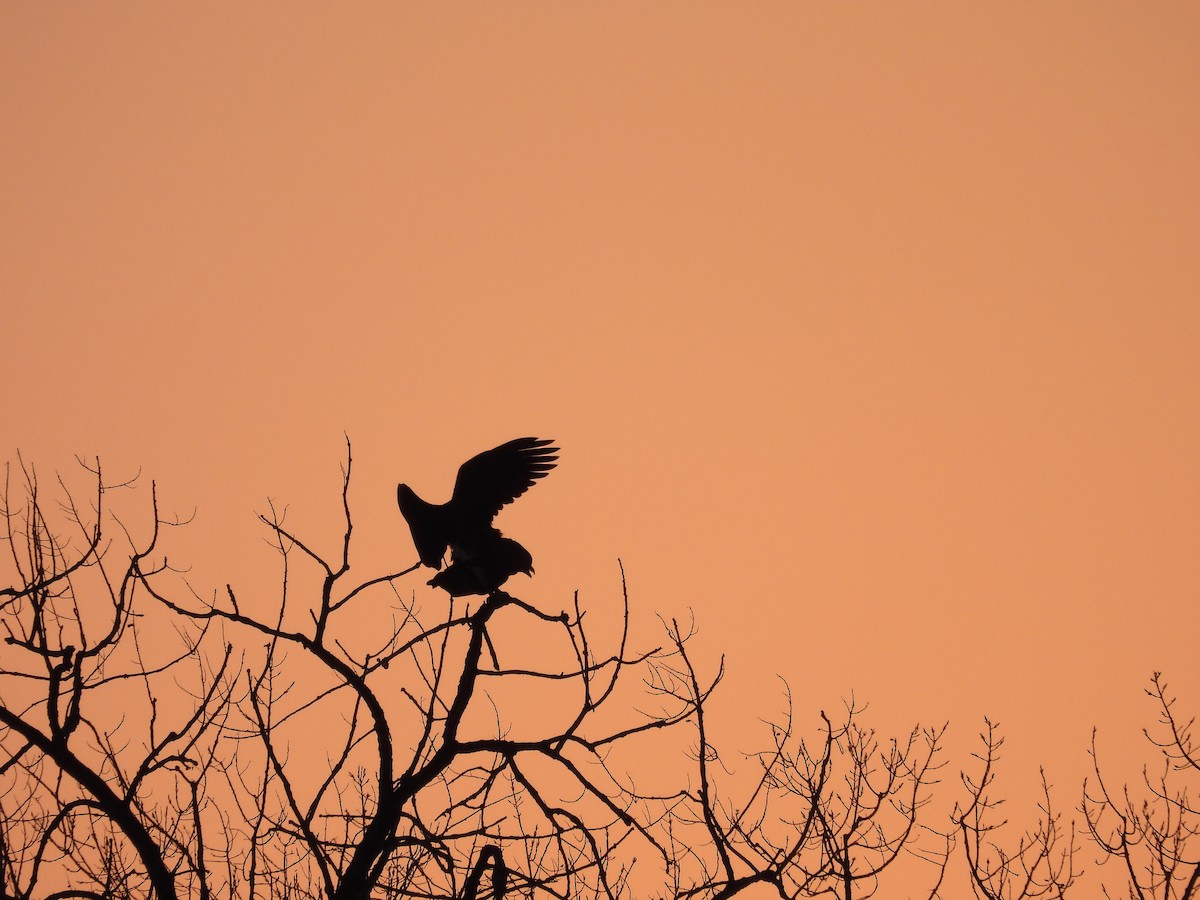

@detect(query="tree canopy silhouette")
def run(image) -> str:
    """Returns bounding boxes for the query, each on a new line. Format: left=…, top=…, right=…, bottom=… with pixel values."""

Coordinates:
left=3, top=446, right=1193, bottom=899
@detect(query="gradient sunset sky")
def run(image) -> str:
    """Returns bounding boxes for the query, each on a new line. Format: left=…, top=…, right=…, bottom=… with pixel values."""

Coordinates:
left=3, top=2, right=1198, bottom=861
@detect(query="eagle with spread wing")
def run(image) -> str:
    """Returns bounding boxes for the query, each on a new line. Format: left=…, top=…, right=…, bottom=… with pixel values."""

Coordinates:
left=398, top=437, right=558, bottom=595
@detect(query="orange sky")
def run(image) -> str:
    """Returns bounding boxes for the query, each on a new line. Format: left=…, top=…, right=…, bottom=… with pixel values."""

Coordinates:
left=3, top=1, right=1199, bottom=873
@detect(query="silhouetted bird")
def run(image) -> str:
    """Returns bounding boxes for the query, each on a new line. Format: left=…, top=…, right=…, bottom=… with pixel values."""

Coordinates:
left=427, top=533, right=534, bottom=596
left=397, top=437, right=558, bottom=578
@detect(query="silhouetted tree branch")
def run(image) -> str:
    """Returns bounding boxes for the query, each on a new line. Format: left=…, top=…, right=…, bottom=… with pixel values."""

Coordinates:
left=1084, top=673, right=1200, bottom=899
left=952, top=718, right=1080, bottom=898
left=0, top=455, right=232, bottom=900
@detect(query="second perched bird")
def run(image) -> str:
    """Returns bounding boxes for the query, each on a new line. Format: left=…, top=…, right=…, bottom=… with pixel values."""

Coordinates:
left=397, top=437, right=558, bottom=579
left=426, top=533, right=534, bottom=596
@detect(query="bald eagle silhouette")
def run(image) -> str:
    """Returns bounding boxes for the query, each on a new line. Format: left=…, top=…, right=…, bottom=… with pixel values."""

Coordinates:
left=398, top=437, right=558, bottom=594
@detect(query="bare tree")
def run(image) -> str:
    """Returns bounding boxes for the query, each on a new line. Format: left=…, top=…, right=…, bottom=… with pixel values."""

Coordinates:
left=2, top=449, right=702, bottom=900
left=952, top=719, right=1080, bottom=899
left=0, top=455, right=234, bottom=900
left=1084, top=673, right=1200, bottom=899
left=647, top=618, right=950, bottom=900
left=0, top=447, right=1127, bottom=900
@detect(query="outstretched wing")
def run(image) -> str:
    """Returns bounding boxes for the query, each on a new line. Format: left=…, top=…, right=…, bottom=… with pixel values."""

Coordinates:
left=397, top=484, right=450, bottom=569
left=450, top=437, right=558, bottom=525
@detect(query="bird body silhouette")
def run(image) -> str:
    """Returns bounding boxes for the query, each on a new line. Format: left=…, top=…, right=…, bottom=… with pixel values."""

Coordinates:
left=398, top=437, right=558, bottom=593
left=427, top=533, right=533, bottom=596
